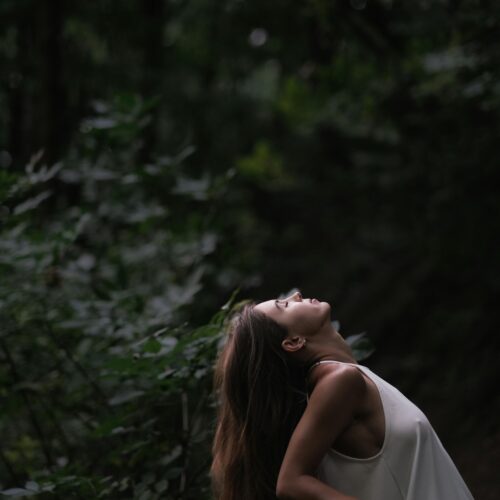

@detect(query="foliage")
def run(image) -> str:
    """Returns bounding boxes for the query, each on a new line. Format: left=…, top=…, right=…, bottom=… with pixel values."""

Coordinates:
left=0, top=97, right=240, bottom=498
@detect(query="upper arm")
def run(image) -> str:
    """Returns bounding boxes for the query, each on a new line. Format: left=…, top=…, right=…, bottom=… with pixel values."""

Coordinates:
left=278, top=365, right=367, bottom=480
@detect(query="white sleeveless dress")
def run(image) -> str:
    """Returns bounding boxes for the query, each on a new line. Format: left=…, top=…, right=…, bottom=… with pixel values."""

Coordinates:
left=310, top=360, right=475, bottom=500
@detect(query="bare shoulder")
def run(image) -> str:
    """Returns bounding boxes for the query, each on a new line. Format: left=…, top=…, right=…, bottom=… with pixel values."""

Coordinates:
left=277, top=363, right=367, bottom=480
left=308, top=364, right=367, bottom=421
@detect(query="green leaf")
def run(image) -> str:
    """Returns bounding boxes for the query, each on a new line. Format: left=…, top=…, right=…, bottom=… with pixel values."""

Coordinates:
left=154, top=479, right=168, bottom=493
left=108, top=389, right=145, bottom=406
left=165, top=467, right=183, bottom=479
left=142, top=338, right=162, bottom=354
left=24, top=482, right=40, bottom=492
left=103, top=356, right=135, bottom=373
left=91, top=415, right=125, bottom=438
left=345, top=332, right=376, bottom=362
left=0, top=488, right=38, bottom=497
left=13, top=190, right=53, bottom=215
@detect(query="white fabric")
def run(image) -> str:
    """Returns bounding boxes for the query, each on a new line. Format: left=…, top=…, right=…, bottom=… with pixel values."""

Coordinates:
left=312, top=361, right=474, bottom=500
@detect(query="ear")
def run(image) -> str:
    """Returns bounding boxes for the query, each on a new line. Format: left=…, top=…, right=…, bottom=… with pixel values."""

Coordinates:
left=281, top=336, right=307, bottom=353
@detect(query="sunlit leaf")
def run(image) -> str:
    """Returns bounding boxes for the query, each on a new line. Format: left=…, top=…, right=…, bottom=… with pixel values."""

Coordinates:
left=0, top=488, right=38, bottom=497
left=345, top=332, right=376, bottom=361
left=13, top=190, right=53, bottom=215
left=108, top=389, right=145, bottom=406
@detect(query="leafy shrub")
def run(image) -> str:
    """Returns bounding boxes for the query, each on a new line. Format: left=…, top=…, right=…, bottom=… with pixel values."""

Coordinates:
left=0, top=94, right=237, bottom=499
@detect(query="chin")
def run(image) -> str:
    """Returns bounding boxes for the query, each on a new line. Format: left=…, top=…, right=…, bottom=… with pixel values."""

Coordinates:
left=321, top=302, right=332, bottom=320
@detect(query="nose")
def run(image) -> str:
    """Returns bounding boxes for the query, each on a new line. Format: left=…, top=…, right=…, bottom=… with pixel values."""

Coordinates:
left=292, top=291, right=302, bottom=301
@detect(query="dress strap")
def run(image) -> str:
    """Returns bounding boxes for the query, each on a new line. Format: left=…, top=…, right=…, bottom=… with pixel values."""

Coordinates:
left=307, top=359, right=358, bottom=379
left=306, top=360, right=341, bottom=402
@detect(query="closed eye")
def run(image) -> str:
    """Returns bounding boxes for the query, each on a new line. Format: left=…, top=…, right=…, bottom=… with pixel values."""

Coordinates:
left=274, top=299, right=288, bottom=309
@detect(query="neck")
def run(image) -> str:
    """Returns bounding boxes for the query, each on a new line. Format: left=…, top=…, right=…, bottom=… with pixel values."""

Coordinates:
left=305, top=324, right=358, bottom=368
left=303, top=329, right=358, bottom=391
left=309, top=345, right=358, bottom=366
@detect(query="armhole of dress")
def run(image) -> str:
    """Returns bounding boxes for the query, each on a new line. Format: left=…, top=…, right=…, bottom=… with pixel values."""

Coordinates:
left=316, top=362, right=390, bottom=462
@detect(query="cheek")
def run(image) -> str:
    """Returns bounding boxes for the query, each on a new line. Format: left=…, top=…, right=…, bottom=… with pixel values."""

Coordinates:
left=290, top=310, right=320, bottom=337
left=309, top=306, right=330, bottom=333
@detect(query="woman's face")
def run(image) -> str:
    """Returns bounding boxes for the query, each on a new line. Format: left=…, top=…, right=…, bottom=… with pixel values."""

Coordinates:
left=254, top=291, right=331, bottom=338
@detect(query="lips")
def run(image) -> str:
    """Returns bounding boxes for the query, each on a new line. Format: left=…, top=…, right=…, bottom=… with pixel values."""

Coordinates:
left=310, top=298, right=319, bottom=304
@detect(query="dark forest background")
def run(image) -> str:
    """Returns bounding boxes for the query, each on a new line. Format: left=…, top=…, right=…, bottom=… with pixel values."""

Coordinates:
left=1, top=0, right=499, bottom=498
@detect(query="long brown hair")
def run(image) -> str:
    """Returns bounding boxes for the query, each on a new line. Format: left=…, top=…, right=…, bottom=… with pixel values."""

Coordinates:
left=211, top=302, right=308, bottom=500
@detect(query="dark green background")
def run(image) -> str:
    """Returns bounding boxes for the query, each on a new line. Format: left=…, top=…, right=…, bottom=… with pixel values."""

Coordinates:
left=1, top=0, right=498, bottom=498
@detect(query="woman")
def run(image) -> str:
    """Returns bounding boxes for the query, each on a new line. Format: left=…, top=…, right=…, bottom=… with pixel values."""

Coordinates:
left=211, top=291, right=474, bottom=500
